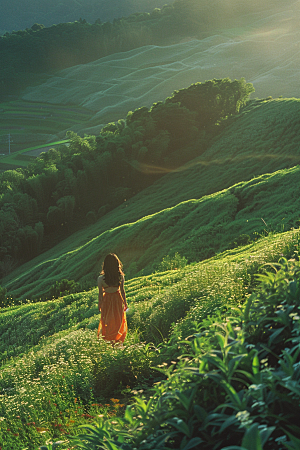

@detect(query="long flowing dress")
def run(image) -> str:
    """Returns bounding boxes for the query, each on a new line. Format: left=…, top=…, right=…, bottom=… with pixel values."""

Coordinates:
left=97, top=287, right=127, bottom=343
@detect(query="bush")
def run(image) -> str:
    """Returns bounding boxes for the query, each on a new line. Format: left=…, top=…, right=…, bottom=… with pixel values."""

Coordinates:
left=49, top=279, right=81, bottom=299
left=157, top=252, right=188, bottom=272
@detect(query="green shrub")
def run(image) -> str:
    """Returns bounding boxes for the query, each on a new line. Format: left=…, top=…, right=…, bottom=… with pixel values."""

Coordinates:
left=157, top=252, right=188, bottom=272
left=49, top=279, right=81, bottom=299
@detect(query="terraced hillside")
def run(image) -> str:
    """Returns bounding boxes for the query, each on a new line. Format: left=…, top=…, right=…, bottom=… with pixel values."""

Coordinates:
left=22, top=2, right=300, bottom=136
left=0, top=100, right=93, bottom=153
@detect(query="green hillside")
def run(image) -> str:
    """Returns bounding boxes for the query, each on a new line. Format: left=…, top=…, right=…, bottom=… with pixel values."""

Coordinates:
left=2, top=94, right=300, bottom=447
left=22, top=5, right=300, bottom=135
left=2, top=97, right=300, bottom=302
left=2, top=165, right=300, bottom=302
left=1, top=0, right=298, bottom=163
left=1, top=2, right=300, bottom=449
left=1, top=226, right=300, bottom=449
left=0, top=99, right=93, bottom=169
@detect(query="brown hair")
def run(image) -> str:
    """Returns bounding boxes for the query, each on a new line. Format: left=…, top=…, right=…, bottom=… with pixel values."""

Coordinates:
left=101, top=253, right=124, bottom=286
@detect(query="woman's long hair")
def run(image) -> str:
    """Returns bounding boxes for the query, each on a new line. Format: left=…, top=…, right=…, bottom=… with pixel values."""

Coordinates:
left=101, top=253, right=124, bottom=286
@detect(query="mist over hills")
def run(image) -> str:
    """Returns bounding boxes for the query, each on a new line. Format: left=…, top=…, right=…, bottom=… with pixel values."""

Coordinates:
left=0, top=0, right=169, bottom=35
left=22, top=1, right=300, bottom=137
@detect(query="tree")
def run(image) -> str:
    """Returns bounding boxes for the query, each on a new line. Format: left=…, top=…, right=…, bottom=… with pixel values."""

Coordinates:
left=31, top=23, right=45, bottom=32
left=149, top=101, right=198, bottom=150
left=166, top=78, right=255, bottom=129
left=56, top=195, right=75, bottom=227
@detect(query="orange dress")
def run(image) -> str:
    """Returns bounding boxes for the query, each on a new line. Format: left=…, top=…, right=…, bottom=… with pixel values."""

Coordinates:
left=97, top=287, right=127, bottom=343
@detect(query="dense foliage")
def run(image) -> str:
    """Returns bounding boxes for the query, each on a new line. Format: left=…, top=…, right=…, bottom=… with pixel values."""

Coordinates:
left=0, top=78, right=253, bottom=279
left=66, top=257, right=300, bottom=450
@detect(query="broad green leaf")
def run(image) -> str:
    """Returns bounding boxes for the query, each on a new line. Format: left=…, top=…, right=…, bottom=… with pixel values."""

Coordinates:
left=282, top=431, right=300, bottom=449
left=244, top=293, right=256, bottom=322
left=181, top=437, right=203, bottom=450
left=219, top=415, right=239, bottom=433
left=252, top=353, right=260, bottom=375
left=175, top=387, right=197, bottom=411
left=193, top=404, right=207, bottom=421
left=242, top=423, right=263, bottom=450
left=268, top=327, right=285, bottom=345
left=167, top=417, right=191, bottom=437
left=260, top=426, right=275, bottom=446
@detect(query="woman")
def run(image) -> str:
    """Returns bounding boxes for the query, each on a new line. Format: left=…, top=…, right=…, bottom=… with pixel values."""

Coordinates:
left=97, top=253, right=128, bottom=343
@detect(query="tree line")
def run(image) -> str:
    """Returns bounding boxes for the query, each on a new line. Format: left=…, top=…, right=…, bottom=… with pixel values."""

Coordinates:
left=0, top=78, right=254, bottom=278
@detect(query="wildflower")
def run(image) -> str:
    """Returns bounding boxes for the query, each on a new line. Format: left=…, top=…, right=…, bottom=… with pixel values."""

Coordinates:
left=110, top=398, right=119, bottom=403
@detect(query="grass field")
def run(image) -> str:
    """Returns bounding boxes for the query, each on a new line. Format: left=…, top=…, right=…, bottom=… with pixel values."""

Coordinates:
left=1, top=3, right=300, bottom=448
left=2, top=161, right=300, bottom=302
left=0, top=139, right=69, bottom=170
left=0, top=100, right=93, bottom=167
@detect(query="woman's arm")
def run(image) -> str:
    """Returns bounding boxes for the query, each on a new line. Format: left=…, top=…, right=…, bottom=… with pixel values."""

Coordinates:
left=98, top=276, right=104, bottom=311
left=120, top=276, right=128, bottom=310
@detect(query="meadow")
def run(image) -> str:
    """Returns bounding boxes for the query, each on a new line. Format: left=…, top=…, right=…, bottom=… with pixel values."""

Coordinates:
left=1, top=1, right=300, bottom=447
left=0, top=100, right=93, bottom=169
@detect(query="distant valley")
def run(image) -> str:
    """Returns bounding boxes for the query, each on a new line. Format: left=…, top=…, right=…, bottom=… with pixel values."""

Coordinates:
left=22, top=1, right=300, bottom=139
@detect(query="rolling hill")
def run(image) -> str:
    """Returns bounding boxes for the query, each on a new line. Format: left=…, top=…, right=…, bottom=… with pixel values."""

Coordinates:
left=2, top=97, right=300, bottom=301
left=2, top=2, right=300, bottom=449
left=21, top=1, right=300, bottom=137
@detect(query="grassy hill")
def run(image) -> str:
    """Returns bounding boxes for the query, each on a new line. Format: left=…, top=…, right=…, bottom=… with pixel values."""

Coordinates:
left=1, top=3, right=300, bottom=449
left=1, top=225, right=299, bottom=449
left=2, top=97, right=300, bottom=301
left=2, top=91, right=300, bottom=446
left=0, top=99, right=93, bottom=168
